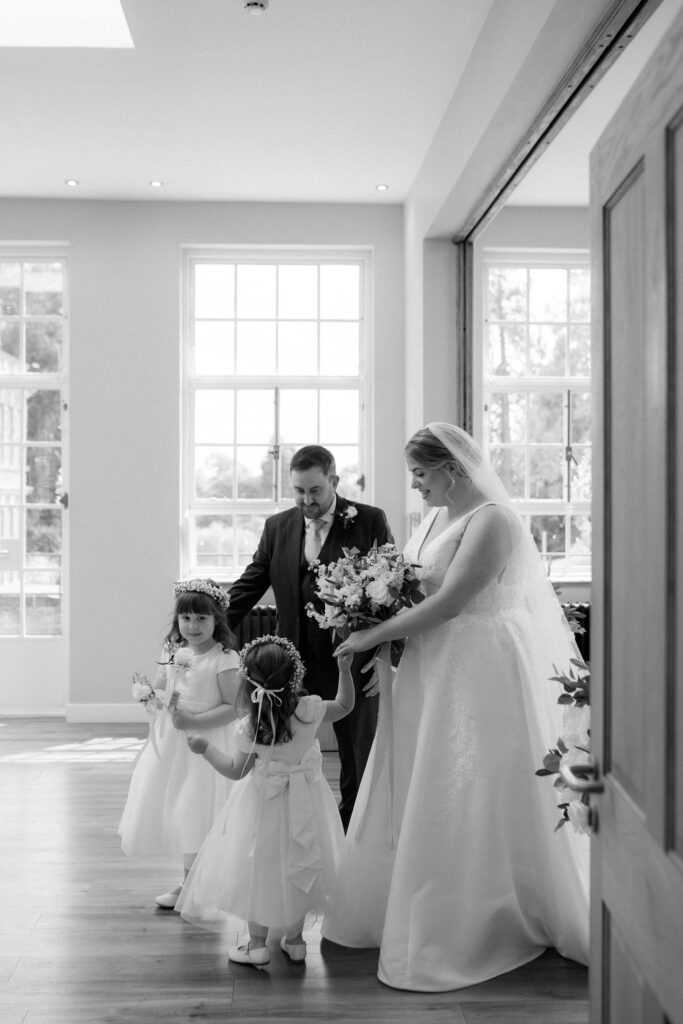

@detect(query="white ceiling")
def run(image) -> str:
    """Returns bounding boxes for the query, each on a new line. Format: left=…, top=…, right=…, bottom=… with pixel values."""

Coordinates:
left=0, top=0, right=680, bottom=208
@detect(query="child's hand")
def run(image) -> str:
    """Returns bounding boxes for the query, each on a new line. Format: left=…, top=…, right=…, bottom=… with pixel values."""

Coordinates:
left=171, top=704, right=194, bottom=731
left=336, top=648, right=354, bottom=671
left=186, top=734, right=209, bottom=755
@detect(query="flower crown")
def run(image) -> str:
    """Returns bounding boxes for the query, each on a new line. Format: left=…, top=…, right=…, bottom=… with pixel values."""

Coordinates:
left=239, top=634, right=306, bottom=689
left=173, top=578, right=231, bottom=613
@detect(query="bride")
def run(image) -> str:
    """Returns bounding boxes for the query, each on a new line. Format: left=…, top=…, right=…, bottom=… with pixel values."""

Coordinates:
left=321, top=422, right=589, bottom=992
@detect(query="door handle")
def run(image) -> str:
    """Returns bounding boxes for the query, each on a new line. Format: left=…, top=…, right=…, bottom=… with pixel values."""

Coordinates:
left=559, top=760, right=605, bottom=794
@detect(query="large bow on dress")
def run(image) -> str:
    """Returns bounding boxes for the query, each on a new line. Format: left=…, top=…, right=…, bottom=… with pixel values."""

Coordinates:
left=253, top=745, right=324, bottom=893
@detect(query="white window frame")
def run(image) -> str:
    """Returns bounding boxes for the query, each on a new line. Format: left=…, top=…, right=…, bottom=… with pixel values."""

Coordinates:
left=180, top=246, right=372, bottom=580
left=0, top=246, right=69, bottom=637
left=475, top=247, right=592, bottom=583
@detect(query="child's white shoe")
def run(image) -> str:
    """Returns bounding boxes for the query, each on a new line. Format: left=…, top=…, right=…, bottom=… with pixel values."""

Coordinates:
left=228, top=943, right=270, bottom=969
left=155, top=885, right=182, bottom=909
left=280, top=936, right=306, bottom=962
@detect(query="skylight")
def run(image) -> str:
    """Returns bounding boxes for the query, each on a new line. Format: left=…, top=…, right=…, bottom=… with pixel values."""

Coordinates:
left=0, top=0, right=133, bottom=48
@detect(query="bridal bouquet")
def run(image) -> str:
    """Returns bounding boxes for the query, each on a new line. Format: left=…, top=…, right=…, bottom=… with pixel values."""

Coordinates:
left=535, top=657, right=592, bottom=833
left=306, top=541, right=424, bottom=640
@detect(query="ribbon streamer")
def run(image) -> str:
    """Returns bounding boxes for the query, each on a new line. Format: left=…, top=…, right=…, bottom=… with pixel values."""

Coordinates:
left=352, top=642, right=397, bottom=846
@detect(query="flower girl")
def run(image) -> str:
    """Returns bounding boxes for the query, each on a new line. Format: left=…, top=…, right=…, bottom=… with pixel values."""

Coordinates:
left=177, top=635, right=354, bottom=967
left=118, top=578, right=239, bottom=909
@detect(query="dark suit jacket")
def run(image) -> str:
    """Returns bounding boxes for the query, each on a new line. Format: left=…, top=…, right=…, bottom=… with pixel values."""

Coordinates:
left=228, top=495, right=393, bottom=698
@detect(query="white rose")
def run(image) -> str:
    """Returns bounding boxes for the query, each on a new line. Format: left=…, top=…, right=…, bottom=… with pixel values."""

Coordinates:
left=562, top=705, right=590, bottom=747
left=131, top=676, right=153, bottom=702
left=366, top=578, right=392, bottom=606
left=567, top=799, right=592, bottom=834
left=174, top=648, right=194, bottom=669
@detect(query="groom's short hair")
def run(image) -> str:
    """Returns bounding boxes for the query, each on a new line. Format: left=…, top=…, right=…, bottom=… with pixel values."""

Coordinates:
left=290, top=445, right=336, bottom=477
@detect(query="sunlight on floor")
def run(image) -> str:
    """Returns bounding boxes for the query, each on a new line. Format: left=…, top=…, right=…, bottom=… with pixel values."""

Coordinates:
left=0, top=736, right=145, bottom=763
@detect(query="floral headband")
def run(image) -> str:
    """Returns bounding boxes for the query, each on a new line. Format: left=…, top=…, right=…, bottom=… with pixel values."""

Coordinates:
left=173, top=578, right=231, bottom=613
left=239, top=634, right=306, bottom=689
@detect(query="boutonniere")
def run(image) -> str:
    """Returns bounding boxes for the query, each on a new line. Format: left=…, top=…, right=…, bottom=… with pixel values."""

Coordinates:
left=335, top=504, right=358, bottom=529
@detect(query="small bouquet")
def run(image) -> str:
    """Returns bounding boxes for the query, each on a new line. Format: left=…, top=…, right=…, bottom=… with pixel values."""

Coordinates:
left=306, top=541, right=424, bottom=642
left=535, top=658, right=592, bottom=833
left=131, top=672, right=165, bottom=714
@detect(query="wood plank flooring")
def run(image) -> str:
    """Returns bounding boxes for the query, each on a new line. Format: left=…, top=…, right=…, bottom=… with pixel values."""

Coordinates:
left=0, top=718, right=589, bottom=1023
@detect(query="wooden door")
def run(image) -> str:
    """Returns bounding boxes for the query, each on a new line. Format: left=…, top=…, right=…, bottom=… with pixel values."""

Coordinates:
left=590, top=8, right=683, bottom=1023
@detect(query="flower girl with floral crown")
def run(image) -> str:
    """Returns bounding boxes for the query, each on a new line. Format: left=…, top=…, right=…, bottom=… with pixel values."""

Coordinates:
left=119, top=578, right=239, bottom=909
left=177, top=636, right=354, bottom=969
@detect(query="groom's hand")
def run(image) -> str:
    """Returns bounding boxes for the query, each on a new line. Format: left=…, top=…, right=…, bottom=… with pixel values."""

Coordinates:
left=361, top=658, right=381, bottom=698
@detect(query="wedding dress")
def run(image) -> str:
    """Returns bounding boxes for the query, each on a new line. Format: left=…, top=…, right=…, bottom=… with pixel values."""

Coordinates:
left=322, top=440, right=590, bottom=991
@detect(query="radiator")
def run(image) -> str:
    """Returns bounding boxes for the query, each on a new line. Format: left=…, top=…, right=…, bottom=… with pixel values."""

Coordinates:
left=233, top=604, right=278, bottom=646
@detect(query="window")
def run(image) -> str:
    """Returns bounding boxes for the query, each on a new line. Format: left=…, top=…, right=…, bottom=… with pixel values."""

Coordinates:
left=481, top=251, right=591, bottom=580
left=182, top=250, right=368, bottom=579
left=0, top=256, right=67, bottom=635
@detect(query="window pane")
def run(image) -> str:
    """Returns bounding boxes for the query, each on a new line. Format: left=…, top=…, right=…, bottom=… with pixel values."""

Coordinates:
left=487, top=266, right=527, bottom=321
left=529, top=268, right=567, bottom=323
left=531, top=514, right=565, bottom=554
left=528, top=325, right=566, bottom=376
left=320, top=390, right=358, bottom=443
left=320, top=323, right=359, bottom=374
left=487, top=323, right=526, bottom=376
left=320, top=265, right=359, bottom=319
left=26, top=390, right=61, bottom=442
left=569, top=324, right=591, bottom=376
left=487, top=393, right=526, bottom=444
left=0, top=320, right=20, bottom=364
left=195, top=446, right=233, bottom=499
left=235, top=322, right=276, bottom=374
left=194, top=514, right=233, bottom=569
left=569, top=268, right=591, bottom=322
left=1, top=390, right=21, bottom=442
left=278, top=265, right=318, bottom=319
left=0, top=262, right=21, bottom=315
left=280, top=389, right=318, bottom=443
left=335, top=446, right=361, bottom=498
left=529, top=448, right=563, bottom=499
left=571, top=446, right=592, bottom=501
left=278, top=322, right=317, bottom=375
left=24, top=263, right=63, bottom=315
left=195, top=390, right=234, bottom=444
left=26, top=321, right=62, bottom=373
left=236, top=447, right=273, bottom=499
left=0, top=447, right=21, bottom=487
left=237, top=265, right=276, bottom=319
left=570, top=514, right=592, bottom=563
left=489, top=446, right=525, bottom=498
left=25, top=570, right=61, bottom=635
left=571, top=391, right=591, bottom=443
left=235, top=390, right=274, bottom=443
left=194, top=321, right=234, bottom=375
left=194, top=264, right=235, bottom=318
left=0, top=571, right=20, bottom=635
left=236, top=514, right=267, bottom=567
left=26, top=447, right=61, bottom=503
left=26, top=508, right=61, bottom=557
left=528, top=392, right=563, bottom=443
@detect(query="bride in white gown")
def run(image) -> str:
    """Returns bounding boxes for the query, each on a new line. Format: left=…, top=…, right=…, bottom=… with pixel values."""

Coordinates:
left=321, top=423, right=589, bottom=992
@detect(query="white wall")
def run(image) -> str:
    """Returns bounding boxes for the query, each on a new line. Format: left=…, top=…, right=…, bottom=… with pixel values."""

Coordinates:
left=0, top=198, right=404, bottom=716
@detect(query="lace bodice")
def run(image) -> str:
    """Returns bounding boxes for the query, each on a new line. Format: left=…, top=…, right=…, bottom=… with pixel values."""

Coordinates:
left=404, top=504, right=523, bottom=617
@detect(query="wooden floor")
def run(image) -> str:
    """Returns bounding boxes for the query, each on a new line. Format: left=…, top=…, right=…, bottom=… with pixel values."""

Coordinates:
left=1, top=718, right=589, bottom=1024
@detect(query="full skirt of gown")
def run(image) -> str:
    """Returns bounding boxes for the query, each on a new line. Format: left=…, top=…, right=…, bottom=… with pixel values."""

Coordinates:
left=321, top=512, right=590, bottom=991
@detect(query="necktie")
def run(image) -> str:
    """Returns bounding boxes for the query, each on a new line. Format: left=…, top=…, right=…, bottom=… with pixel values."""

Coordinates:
left=305, top=518, right=325, bottom=564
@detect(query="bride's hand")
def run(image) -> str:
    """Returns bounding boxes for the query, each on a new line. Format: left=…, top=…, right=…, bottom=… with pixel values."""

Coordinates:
left=334, top=630, right=375, bottom=659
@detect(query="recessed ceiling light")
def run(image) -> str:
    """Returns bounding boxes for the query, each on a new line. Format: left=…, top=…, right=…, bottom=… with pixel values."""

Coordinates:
left=149, top=180, right=163, bottom=188
left=65, top=179, right=79, bottom=187
left=375, top=184, right=389, bottom=191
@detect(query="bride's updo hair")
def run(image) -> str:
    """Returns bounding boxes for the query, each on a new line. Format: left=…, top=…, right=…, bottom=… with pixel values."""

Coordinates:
left=405, top=426, right=476, bottom=479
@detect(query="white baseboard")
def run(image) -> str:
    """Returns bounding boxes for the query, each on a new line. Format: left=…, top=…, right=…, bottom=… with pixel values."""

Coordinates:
left=66, top=703, right=149, bottom=723
left=0, top=706, right=64, bottom=717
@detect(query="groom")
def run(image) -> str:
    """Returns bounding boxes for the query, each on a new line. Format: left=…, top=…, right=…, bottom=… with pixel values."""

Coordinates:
left=228, top=444, right=393, bottom=829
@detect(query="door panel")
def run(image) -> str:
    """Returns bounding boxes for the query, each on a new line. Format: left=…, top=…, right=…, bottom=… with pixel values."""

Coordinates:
left=591, top=9, right=683, bottom=1024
